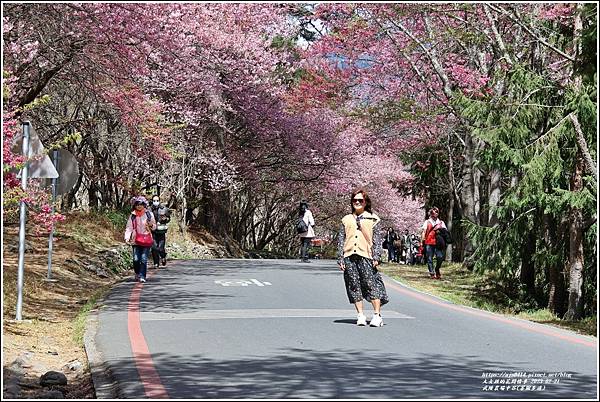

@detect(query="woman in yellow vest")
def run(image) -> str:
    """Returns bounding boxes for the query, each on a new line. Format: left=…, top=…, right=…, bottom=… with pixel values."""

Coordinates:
left=337, top=189, right=389, bottom=327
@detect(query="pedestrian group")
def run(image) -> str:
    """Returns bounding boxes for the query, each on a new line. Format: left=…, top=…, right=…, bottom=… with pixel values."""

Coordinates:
left=124, top=195, right=171, bottom=283
left=125, top=189, right=451, bottom=329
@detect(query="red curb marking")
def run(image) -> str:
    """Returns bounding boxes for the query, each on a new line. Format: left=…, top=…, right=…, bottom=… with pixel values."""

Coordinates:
left=384, top=280, right=597, bottom=349
left=128, top=269, right=169, bottom=398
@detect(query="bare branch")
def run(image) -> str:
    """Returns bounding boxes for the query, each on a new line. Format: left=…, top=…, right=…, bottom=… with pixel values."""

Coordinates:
left=487, top=4, right=576, bottom=62
left=483, top=4, right=513, bottom=66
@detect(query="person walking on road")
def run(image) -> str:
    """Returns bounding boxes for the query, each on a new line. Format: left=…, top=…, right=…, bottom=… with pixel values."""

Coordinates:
left=421, top=207, right=447, bottom=279
left=384, top=227, right=398, bottom=263
left=150, top=194, right=171, bottom=269
left=298, top=200, right=315, bottom=263
left=125, top=196, right=156, bottom=283
left=337, top=189, right=389, bottom=327
left=401, top=229, right=410, bottom=264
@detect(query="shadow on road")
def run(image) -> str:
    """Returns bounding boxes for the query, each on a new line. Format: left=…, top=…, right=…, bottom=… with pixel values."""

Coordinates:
left=99, top=259, right=339, bottom=313
left=108, top=348, right=597, bottom=399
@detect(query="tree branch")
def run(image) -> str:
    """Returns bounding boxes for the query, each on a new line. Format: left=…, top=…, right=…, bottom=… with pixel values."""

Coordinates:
left=569, top=113, right=598, bottom=184
left=487, top=4, right=576, bottom=62
left=483, top=4, right=513, bottom=66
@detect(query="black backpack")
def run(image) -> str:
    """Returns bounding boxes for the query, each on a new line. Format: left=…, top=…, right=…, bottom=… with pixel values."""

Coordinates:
left=435, top=227, right=452, bottom=249
left=296, top=217, right=309, bottom=234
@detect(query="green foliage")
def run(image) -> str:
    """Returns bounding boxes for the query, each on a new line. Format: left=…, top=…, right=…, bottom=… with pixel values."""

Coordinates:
left=3, top=70, right=11, bottom=102
left=271, top=35, right=297, bottom=50
left=578, top=4, right=597, bottom=83
left=114, top=245, right=133, bottom=271
left=99, top=208, right=130, bottom=230
left=458, top=59, right=597, bottom=317
left=72, top=287, right=111, bottom=346
left=48, top=131, right=82, bottom=151
left=22, top=94, right=51, bottom=111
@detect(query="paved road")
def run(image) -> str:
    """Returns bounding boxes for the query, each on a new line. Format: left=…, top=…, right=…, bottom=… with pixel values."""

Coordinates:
left=90, top=259, right=597, bottom=399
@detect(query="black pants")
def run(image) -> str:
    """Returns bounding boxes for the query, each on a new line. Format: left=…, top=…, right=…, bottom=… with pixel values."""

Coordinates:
left=300, top=237, right=311, bottom=260
left=151, top=232, right=167, bottom=265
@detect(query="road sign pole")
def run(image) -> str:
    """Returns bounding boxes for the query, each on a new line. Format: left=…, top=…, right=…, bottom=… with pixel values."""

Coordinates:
left=16, top=122, right=31, bottom=321
left=46, top=149, right=59, bottom=281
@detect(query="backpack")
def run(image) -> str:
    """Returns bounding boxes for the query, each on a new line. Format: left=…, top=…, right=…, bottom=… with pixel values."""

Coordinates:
left=131, top=210, right=153, bottom=223
left=435, top=231, right=446, bottom=250
left=439, top=228, right=453, bottom=244
left=296, top=217, right=309, bottom=234
left=434, top=227, right=452, bottom=250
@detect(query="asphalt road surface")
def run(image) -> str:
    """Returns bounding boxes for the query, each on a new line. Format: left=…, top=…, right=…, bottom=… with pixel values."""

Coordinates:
left=91, top=259, right=597, bottom=399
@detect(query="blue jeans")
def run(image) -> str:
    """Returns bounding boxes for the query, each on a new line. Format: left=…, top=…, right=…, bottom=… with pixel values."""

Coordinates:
left=387, top=246, right=396, bottom=262
left=132, top=245, right=151, bottom=279
left=425, top=245, right=444, bottom=275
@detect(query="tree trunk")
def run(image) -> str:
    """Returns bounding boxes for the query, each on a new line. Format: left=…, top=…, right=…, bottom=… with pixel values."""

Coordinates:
left=460, top=132, right=478, bottom=262
left=61, top=173, right=83, bottom=212
left=473, top=167, right=482, bottom=225
left=446, top=192, right=454, bottom=262
left=519, top=225, right=536, bottom=295
left=178, top=196, right=187, bottom=236
left=201, top=190, right=231, bottom=237
left=488, top=169, right=502, bottom=226
left=548, top=265, right=566, bottom=316
left=88, top=182, right=99, bottom=211
left=564, top=151, right=585, bottom=320
left=563, top=3, right=586, bottom=321
left=544, top=213, right=566, bottom=316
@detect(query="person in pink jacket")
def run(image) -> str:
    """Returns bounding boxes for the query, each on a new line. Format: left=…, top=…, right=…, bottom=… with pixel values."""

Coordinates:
left=124, top=196, right=156, bottom=283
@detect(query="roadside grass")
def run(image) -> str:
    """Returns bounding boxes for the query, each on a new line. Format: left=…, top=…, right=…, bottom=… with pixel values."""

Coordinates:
left=379, top=262, right=597, bottom=337
left=2, top=213, right=133, bottom=399
left=72, top=286, right=113, bottom=346
left=54, top=210, right=125, bottom=250
left=3, top=209, right=241, bottom=398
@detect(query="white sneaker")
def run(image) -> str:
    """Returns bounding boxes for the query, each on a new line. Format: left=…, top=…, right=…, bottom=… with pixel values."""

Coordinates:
left=139, top=277, right=146, bottom=283
left=356, top=313, right=367, bottom=326
left=370, top=313, right=383, bottom=327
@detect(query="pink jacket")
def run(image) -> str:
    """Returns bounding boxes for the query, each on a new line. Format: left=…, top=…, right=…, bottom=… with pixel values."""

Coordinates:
left=124, top=210, right=156, bottom=243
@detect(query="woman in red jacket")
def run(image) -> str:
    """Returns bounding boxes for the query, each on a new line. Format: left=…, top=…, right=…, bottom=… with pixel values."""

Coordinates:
left=421, top=207, right=447, bottom=279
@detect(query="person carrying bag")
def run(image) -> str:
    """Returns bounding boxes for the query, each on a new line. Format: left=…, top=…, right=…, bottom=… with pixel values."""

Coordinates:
left=124, top=196, right=156, bottom=283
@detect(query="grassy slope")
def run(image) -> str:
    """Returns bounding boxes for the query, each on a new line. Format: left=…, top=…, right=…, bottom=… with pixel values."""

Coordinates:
left=2, top=211, right=132, bottom=398
left=379, top=262, right=596, bottom=337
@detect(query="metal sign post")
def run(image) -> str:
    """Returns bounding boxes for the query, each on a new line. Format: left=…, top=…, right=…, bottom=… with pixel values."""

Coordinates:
left=46, top=149, right=59, bottom=281
left=15, top=122, right=31, bottom=321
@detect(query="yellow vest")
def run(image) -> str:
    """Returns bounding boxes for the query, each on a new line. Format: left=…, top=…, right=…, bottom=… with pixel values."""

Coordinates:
left=341, top=212, right=381, bottom=260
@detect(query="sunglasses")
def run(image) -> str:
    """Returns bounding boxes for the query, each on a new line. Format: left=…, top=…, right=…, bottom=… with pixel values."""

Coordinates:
left=352, top=198, right=365, bottom=204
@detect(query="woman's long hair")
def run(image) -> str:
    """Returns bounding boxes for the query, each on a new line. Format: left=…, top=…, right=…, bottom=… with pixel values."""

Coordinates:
left=350, top=189, right=372, bottom=213
left=298, top=200, right=309, bottom=217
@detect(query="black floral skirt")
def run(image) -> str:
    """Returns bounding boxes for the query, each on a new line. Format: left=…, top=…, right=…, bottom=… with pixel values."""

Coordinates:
left=342, top=254, right=389, bottom=306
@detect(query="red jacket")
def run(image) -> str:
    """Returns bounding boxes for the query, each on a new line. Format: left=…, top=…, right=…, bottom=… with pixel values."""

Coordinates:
left=423, top=220, right=445, bottom=246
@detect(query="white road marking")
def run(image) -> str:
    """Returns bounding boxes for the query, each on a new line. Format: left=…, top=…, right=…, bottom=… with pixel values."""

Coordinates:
left=141, top=309, right=414, bottom=321
left=215, top=279, right=272, bottom=287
